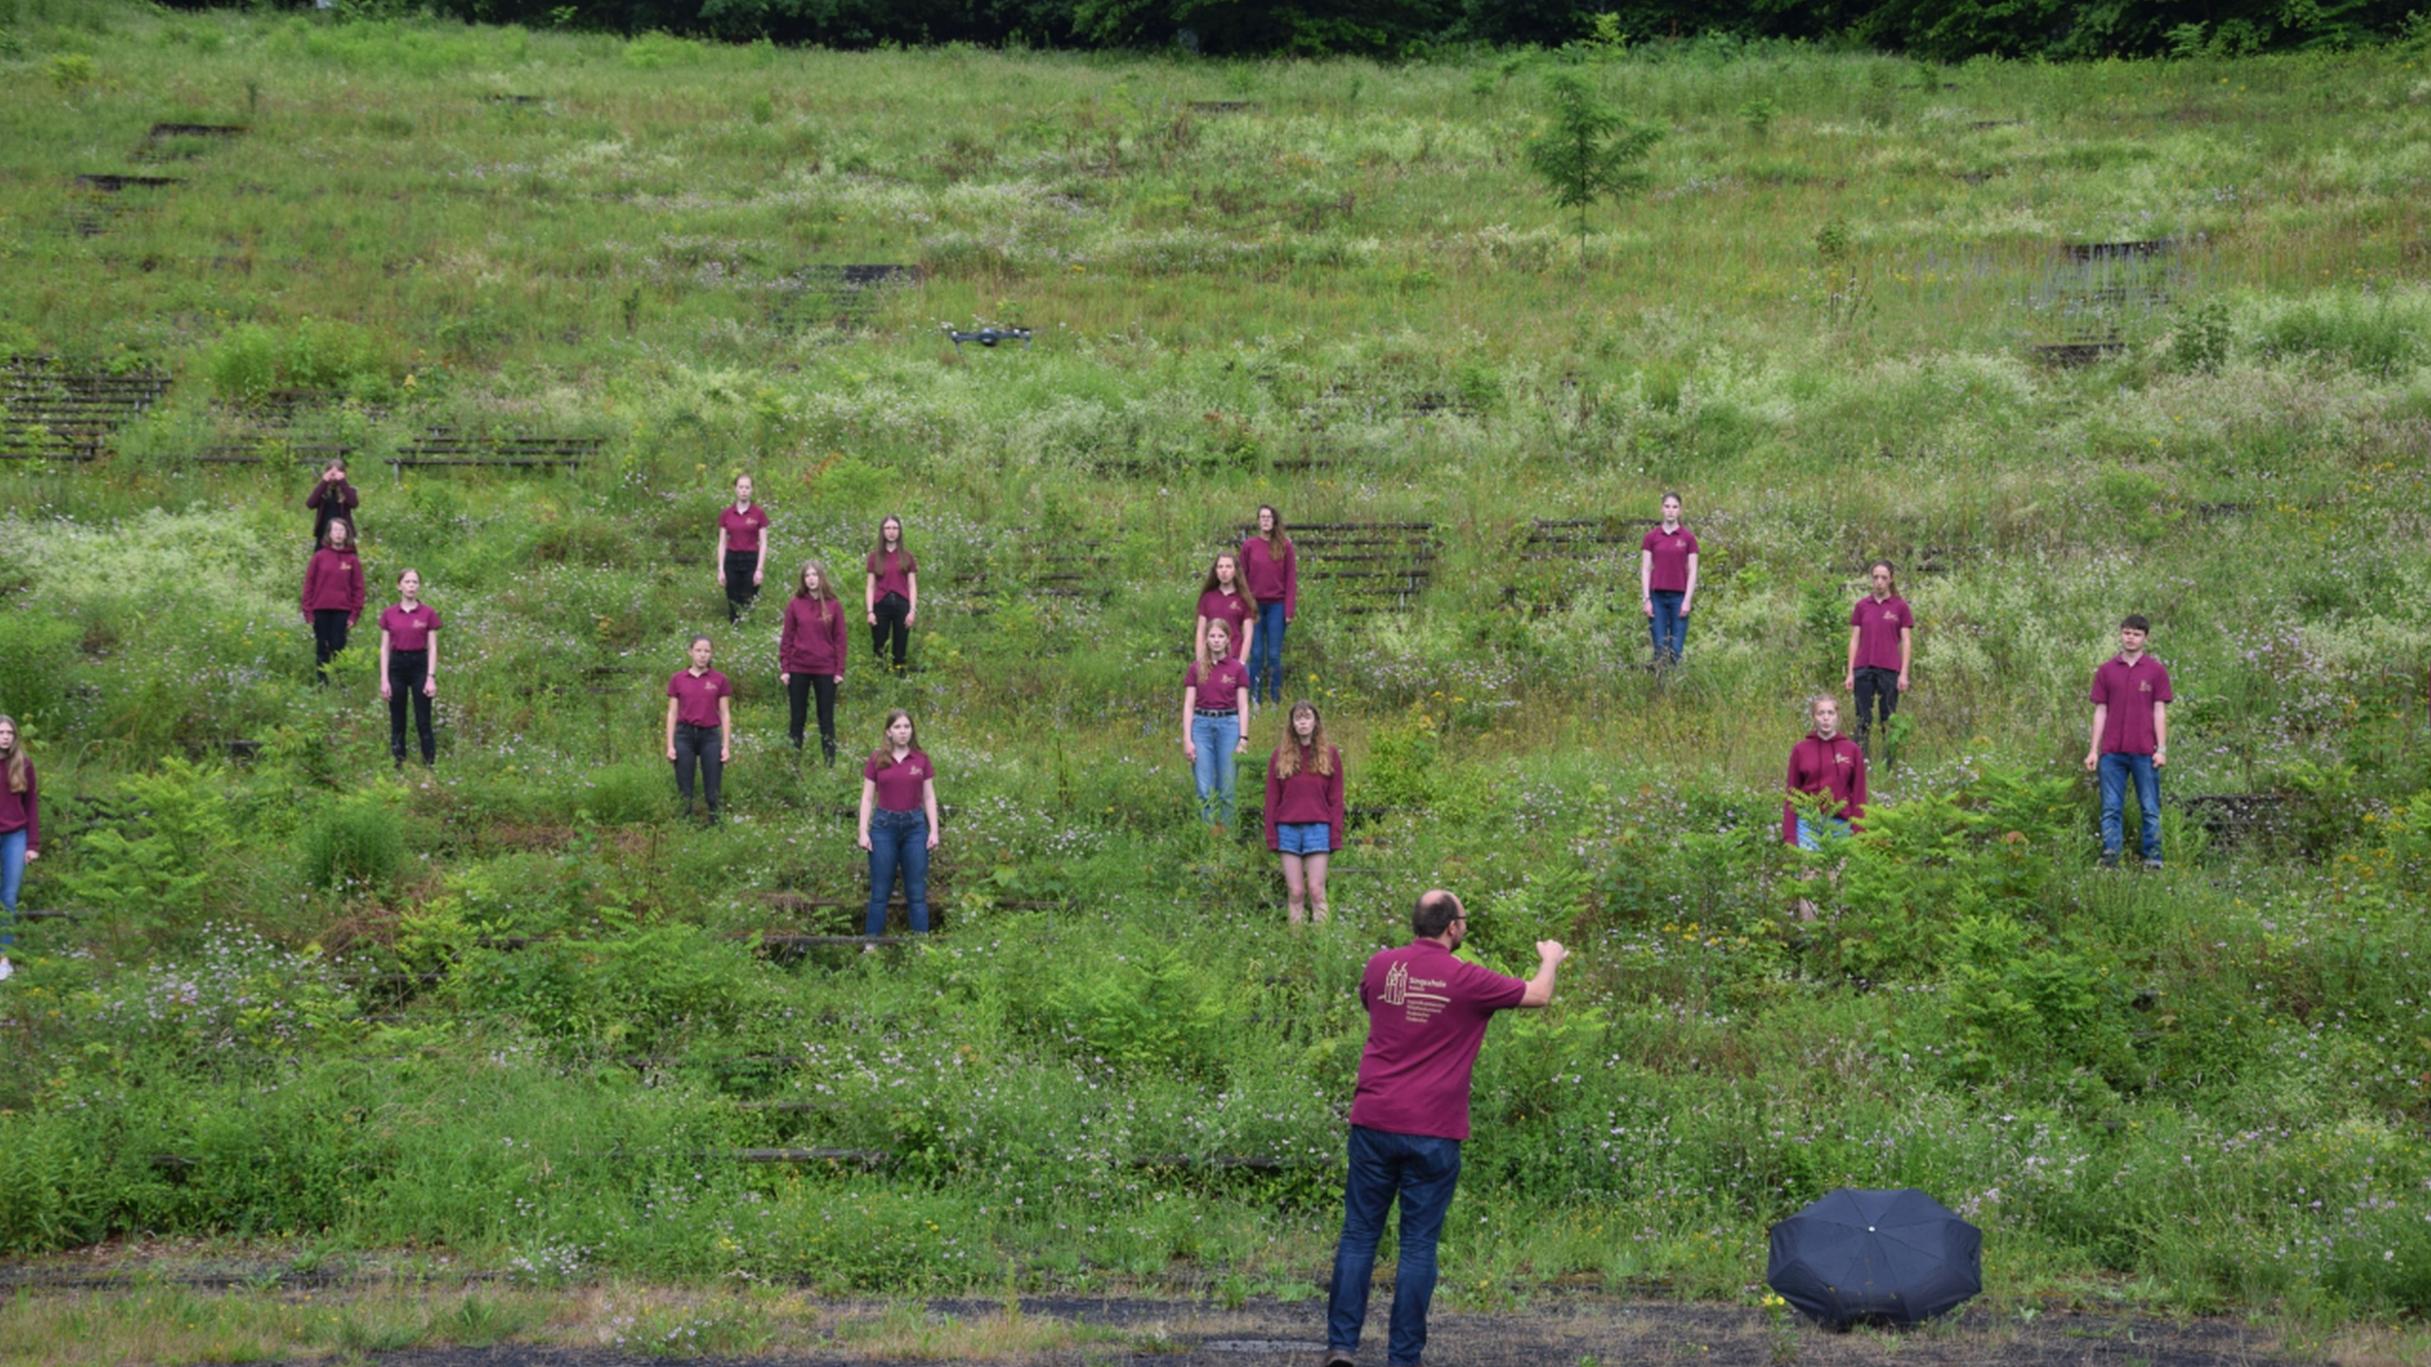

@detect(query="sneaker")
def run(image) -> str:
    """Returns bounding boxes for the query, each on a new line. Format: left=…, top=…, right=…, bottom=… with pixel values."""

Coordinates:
left=1318, top=1353, right=1355, bottom=1367
left=2142, top=858, right=2164, bottom=871
left=2098, top=852, right=2120, bottom=870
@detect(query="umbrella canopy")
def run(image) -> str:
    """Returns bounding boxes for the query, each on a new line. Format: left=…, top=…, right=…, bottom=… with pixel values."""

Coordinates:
left=1766, top=1187, right=1982, bottom=1328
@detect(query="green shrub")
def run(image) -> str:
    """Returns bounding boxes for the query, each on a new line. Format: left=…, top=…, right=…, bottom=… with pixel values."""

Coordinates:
left=298, top=788, right=407, bottom=892
left=58, top=759, right=237, bottom=930
left=2257, top=297, right=2425, bottom=378
left=0, top=613, right=80, bottom=728
left=202, top=320, right=396, bottom=403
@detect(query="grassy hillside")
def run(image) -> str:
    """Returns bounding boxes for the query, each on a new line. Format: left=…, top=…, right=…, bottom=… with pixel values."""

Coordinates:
left=2, top=0, right=2430, bottom=1330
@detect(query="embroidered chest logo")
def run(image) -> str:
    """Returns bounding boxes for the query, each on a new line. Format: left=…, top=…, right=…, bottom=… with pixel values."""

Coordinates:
left=1835, top=753, right=1852, bottom=766
left=2138, top=680, right=2151, bottom=692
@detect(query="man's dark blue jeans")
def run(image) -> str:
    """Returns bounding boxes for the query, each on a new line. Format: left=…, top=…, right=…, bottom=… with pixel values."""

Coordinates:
left=1326, top=1124, right=1463, bottom=1366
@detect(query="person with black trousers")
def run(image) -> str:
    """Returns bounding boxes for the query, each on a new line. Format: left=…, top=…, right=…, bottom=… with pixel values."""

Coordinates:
left=300, top=519, right=365, bottom=685
left=666, top=635, right=734, bottom=821
left=305, top=458, right=359, bottom=550
left=864, top=515, right=918, bottom=675
left=779, top=560, right=849, bottom=764
left=376, top=568, right=442, bottom=768
left=715, top=474, right=769, bottom=623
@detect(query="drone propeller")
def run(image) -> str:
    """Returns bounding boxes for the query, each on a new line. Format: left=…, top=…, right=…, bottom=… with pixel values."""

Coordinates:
left=944, top=325, right=1033, bottom=349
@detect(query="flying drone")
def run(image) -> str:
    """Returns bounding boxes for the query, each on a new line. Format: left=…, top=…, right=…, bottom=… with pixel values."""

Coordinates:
left=943, top=324, right=1032, bottom=349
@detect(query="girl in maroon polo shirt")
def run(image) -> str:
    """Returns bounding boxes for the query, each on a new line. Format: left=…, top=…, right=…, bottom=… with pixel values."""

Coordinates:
left=305, top=457, right=358, bottom=550
left=300, top=519, right=365, bottom=686
left=779, top=560, right=849, bottom=765
left=1843, top=560, right=1915, bottom=753
left=376, top=569, right=442, bottom=768
left=666, top=635, right=734, bottom=822
left=715, top=474, right=770, bottom=623
left=1183, top=618, right=1252, bottom=832
left=1639, top=492, right=1699, bottom=666
left=1264, top=700, right=1345, bottom=926
left=1241, top=505, right=1296, bottom=708
left=1783, top=695, right=1866, bottom=849
left=858, top=710, right=940, bottom=937
left=864, top=515, right=918, bottom=675
left=1195, top=551, right=1257, bottom=675
left=0, top=714, right=37, bottom=983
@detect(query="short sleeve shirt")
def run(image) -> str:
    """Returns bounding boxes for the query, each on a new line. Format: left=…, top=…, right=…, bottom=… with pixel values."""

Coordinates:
left=866, top=549, right=917, bottom=600
left=864, top=747, right=933, bottom=812
left=1641, top=526, right=1699, bottom=593
left=1197, top=587, right=1254, bottom=642
left=1850, top=595, right=1914, bottom=672
left=379, top=603, right=442, bottom=651
left=1185, top=659, right=1250, bottom=711
left=719, top=504, right=769, bottom=553
left=1348, top=941, right=1528, bottom=1141
left=667, top=668, right=731, bottom=728
left=2090, top=654, right=2173, bottom=755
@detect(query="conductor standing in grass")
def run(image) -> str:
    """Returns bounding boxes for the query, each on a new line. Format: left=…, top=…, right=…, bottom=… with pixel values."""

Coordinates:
left=1324, top=890, right=1567, bottom=1367
left=2086, top=614, right=2172, bottom=869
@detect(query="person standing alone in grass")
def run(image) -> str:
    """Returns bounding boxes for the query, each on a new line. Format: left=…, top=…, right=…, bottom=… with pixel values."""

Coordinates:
left=1639, top=492, right=1698, bottom=667
left=715, top=474, right=769, bottom=623
left=1242, top=505, right=1297, bottom=707
left=858, top=710, right=939, bottom=938
left=0, top=715, right=38, bottom=984
left=1264, top=700, right=1344, bottom=927
left=1195, top=550, right=1257, bottom=676
left=1182, top=618, right=1251, bottom=835
left=1843, top=560, right=1913, bottom=753
left=666, top=635, right=733, bottom=822
left=1784, top=694, right=1867, bottom=850
left=305, top=457, right=358, bottom=550
left=300, top=519, right=365, bottom=686
left=779, top=560, right=849, bottom=766
left=2087, top=614, right=2172, bottom=869
left=865, top=515, right=918, bottom=676
left=377, top=569, right=441, bottom=769
left=1323, top=890, right=1567, bottom=1367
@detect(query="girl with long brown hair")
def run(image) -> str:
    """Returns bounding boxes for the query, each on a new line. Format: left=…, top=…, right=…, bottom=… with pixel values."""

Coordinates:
left=1264, top=700, right=1344, bottom=926
left=780, top=560, right=849, bottom=764
left=0, top=714, right=39, bottom=981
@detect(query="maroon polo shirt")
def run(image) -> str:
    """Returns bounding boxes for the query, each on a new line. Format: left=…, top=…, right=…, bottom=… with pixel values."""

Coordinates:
left=1263, top=744, right=1345, bottom=850
left=1185, top=658, right=1249, bottom=711
left=1241, top=536, right=1297, bottom=619
left=301, top=548, right=366, bottom=623
left=378, top=603, right=441, bottom=651
left=779, top=596, right=849, bottom=675
left=1348, top=940, right=1528, bottom=1141
left=866, top=549, right=917, bottom=600
left=719, top=504, right=769, bottom=553
left=1782, top=732, right=1867, bottom=844
left=1197, top=587, right=1254, bottom=643
left=667, top=668, right=732, bottom=729
left=864, top=747, right=933, bottom=812
left=1641, top=526, right=1699, bottom=593
left=2090, top=654, right=2173, bottom=755
left=1850, top=594, right=1913, bottom=672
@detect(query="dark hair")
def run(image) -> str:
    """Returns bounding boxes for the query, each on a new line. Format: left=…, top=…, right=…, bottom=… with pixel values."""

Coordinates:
left=875, top=515, right=906, bottom=556
left=875, top=708, right=919, bottom=759
left=2121, top=614, right=2151, bottom=633
left=1661, top=491, right=1682, bottom=505
left=689, top=634, right=713, bottom=649
left=320, top=518, right=355, bottom=551
left=1255, top=505, right=1287, bottom=545
left=1412, top=889, right=1463, bottom=938
left=1868, top=559, right=1894, bottom=578
left=1200, top=551, right=1257, bottom=605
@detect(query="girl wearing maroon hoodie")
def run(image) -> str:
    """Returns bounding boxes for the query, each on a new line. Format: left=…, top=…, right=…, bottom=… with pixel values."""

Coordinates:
left=1241, top=505, right=1296, bottom=707
left=305, top=458, right=359, bottom=549
left=1264, top=700, right=1345, bottom=926
left=779, top=560, right=849, bottom=764
left=300, top=519, right=366, bottom=685
left=1783, top=695, right=1866, bottom=850
left=0, top=715, right=35, bottom=982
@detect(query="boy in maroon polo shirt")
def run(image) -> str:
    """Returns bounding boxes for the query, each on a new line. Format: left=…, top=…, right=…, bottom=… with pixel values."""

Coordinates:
left=2085, top=614, right=2172, bottom=869
left=1324, top=890, right=1568, bottom=1367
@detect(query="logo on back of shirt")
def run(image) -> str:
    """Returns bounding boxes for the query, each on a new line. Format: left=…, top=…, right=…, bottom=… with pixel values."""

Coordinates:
left=1382, top=961, right=1408, bottom=1007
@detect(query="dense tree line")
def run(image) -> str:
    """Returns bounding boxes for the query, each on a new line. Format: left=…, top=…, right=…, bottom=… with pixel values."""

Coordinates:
left=206, top=1, right=2425, bottom=62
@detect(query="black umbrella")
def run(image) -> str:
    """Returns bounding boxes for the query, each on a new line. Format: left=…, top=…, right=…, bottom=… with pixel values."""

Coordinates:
left=1766, top=1187, right=1982, bottom=1328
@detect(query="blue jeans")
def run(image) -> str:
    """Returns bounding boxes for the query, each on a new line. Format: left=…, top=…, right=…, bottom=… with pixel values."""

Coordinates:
left=0, top=828, right=22, bottom=951
left=1794, top=815, right=1850, bottom=852
left=1648, top=590, right=1687, bottom=664
left=2097, top=753, right=2162, bottom=861
left=1249, top=601, right=1288, bottom=705
left=1191, top=712, right=1240, bottom=826
left=1327, top=1125, right=1463, bottom=1366
left=866, top=809, right=930, bottom=935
